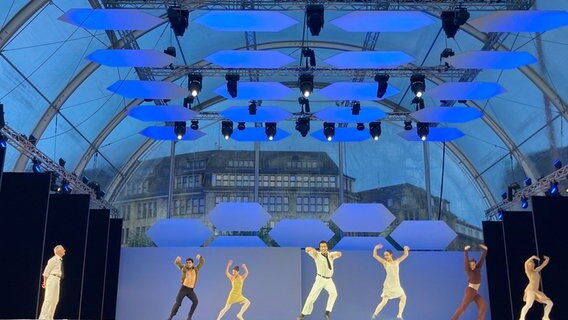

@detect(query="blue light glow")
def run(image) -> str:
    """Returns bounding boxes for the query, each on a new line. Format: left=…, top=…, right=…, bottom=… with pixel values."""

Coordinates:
left=86, top=49, right=175, bottom=67
left=426, top=82, right=506, bottom=101
left=209, top=236, right=267, bottom=247
left=269, top=219, right=334, bottom=247
left=331, top=11, right=435, bottom=32
left=334, top=237, right=396, bottom=251
left=107, top=80, right=187, bottom=99
left=470, top=10, right=568, bottom=33
left=206, top=50, right=294, bottom=68
left=325, top=51, right=414, bottom=69
left=410, top=107, right=483, bottom=123
left=147, top=219, right=211, bottom=247
left=390, top=220, right=457, bottom=251
left=319, top=82, right=399, bottom=101
left=214, top=82, right=292, bottom=100
left=194, top=11, right=298, bottom=32
left=315, top=106, right=386, bottom=123
left=220, top=106, right=292, bottom=122
left=128, top=106, right=197, bottom=122
left=59, top=8, right=164, bottom=30
left=445, top=51, right=537, bottom=69
left=330, top=203, right=395, bottom=233
left=311, top=127, right=371, bottom=142
left=230, top=127, right=290, bottom=142
left=140, top=126, right=206, bottom=141
left=208, top=202, right=271, bottom=232
left=397, top=127, right=465, bottom=142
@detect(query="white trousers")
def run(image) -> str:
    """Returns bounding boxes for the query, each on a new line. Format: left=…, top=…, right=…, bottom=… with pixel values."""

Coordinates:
left=39, top=276, right=60, bottom=320
left=301, top=276, right=338, bottom=315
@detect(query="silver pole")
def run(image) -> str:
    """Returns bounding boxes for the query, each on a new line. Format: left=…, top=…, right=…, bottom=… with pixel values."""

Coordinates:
left=254, top=141, right=259, bottom=202
left=167, top=141, right=176, bottom=218
left=423, top=141, right=433, bottom=220
left=338, top=142, right=345, bottom=204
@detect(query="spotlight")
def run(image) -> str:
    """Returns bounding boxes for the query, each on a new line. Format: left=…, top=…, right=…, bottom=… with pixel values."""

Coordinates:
left=550, top=181, right=559, bottom=196
left=295, top=117, right=310, bottom=137
left=369, top=122, right=381, bottom=141
left=306, top=4, right=324, bottom=36
left=174, top=121, right=186, bottom=140
left=440, top=48, right=455, bottom=60
left=188, top=74, right=203, bottom=97
left=0, top=103, right=4, bottom=128
left=32, top=158, right=42, bottom=173
left=501, top=192, right=507, bottom=200
left=524, top=177, right=532, bottom=187
left=553, top=159, right=562, bottom=170
left=323, top=122, right=335, bottom=141
left=248, top=101, right=257, bottom=115
left=417, top=122, right=429, bottom=141
left=82, top=176, right=90, bottom=184
left=356, top=123, right=365, bottom=131
left=183, top=96, right=194, bottom=109
left=190, top=120, right=199, bottom=130
left=28, top=134, right=38, bottom=145
left=410, top=74, right=426, bottom=98
left=60, top=180, right=72, bottom=194
left=221, top=121, right=233, bottom=140
left=413, top=97, right=425, bottom=110
left=237, top=122, right=246, bottom=131
left=302, top=48, right=316, bottom=67
left=351, top=102, right=361, bottom=116
left=225, top=74, right=240, bottom=98
left=49, top=172, right=59, bottom=192
left=374, top=74, right=389, bottom=99
left=167, top=6, right=189, bottom=37
left=299, top=73, right=314, bottom=97
left=163, top=46, right=176, bottom=57
left=441, top=8, right=469, bottom=39
left=0, top=133, right=6, bottom=148
left=497, top=209, right=504, bottom=221
left=521, top=197, right=529, bottom=209
left=58, top=158, right=66, bottom=168
left=298, top=97, right=311, bottom=113
left=404, top=121, right=413, bottom=131
left=265, top=122, right=277, bottom=141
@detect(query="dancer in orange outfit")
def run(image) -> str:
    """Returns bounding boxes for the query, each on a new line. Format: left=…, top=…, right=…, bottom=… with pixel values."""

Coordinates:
left=451, top=244, right=488, bottom=320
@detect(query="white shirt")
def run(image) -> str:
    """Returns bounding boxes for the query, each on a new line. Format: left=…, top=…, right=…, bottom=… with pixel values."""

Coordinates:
left=43, top=255, right=63, bottom=278
left=314, top=252, right=336, bottom=278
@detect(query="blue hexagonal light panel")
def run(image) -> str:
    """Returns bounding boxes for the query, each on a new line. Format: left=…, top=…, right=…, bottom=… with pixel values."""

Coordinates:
left=59, top=9, right=164, bottom=30
left=214, top=82, right=292, bottom=100
left=331, top=203, right=395, bottom=233
left=128, top=106, right=197, bottom=122
left=269, top=219, right=334, bottom=247
left=221, top=106, right=292, bottom=123
left=140, top=126, right=206, bottom=141
left=315, top=107, right=386, bottom=123
left=325, top=51, right=414, bottom=69
left=445, top=51, right=537, bottom=70
left=389, top=220, right=457, bottom=251
left=310, top=127, right=370, bottom=142
left=397, top=127, right=465, bottom=142
left=319, top=82, right=399, bottom=101
left=108, top=80, right=187, bottom=100
left=470, top=10, right=568, bottom=33
left=194, top=11, right=298, bottom=32
left=86, top=49, right=175, bottom=68
left=208, top=202, right=271, bottom=232
left=206, top=50, right=295, bottom=68
left=410, top=107, right=483, bottom=124
left=231, top=127, right=290, bottom=142
left=334, top=236, right=396, bottom=251
left=330, top=11, right=435, bottom=32
left=425, top=82, right=506, bottom=101
left=209, top=236, right=267, bottom=247
left=147, top=218, right=211, bottom=247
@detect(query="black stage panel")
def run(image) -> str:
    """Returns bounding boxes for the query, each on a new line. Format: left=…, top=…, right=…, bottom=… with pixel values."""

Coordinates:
left=102, top=218, right=122, bottom=320
left=81, top=209, right=111, bottom=319
left=41, top=194, right=90, bottom=320
left=0, top=173, right=51, bottom=319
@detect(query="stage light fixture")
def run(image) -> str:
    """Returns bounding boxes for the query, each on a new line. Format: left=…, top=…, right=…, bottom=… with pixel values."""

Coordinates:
left=225, top=74, right=240, bottom=98
left=60, top=180, right=72, bottom=194
left=295, top=117, right=310, bottom=137
left=440, top=48, right=455, bottom=60
left=306, top=4, right=324, bottom=36
left=49, top=172, right=59, bottom=192
left=0, top=103, right=5, bottom=128
left=163, top=46, right=176, bottom=57
left=28, top=134, right=38, bottom=146
left=167, top=6, right=189, bottom=37
left=174, top=121, right=186, bottom=140
left=82, top=176, right=89, bottom=184
left=497, top=209, right=504, bottom=221
left=221, top=121, right=233, bottom=140
left=374, top=74, right=389, bottom=99
left=183, top=96, right=194, bottom=109
left=237, top=122, right=246, bottom=131
left=248, top=101, right=257, bottom=115
left=550, top=181, right=559, bottom=196
left=410, top=74, right=426, bottom=98
left=302, top=48, right=316, bottom=67
left=441, top=8, right=469, bottom=39
left=351, top=102, right=361, bottom=116
left=521, top=197, right=529, bottom=209
left=188, top=74, right=203, bottom=97
left=356, top=123, right=365, bottom=131
left=0, top=133, right=6, bottom=148
left=501, top=192, right=507, bottom=200
left=323, top=122, right=335, bottom=141
left=369, top=122, right=382, bottom=141
left=265, top=122, right=277, bottom=141
left=58, top=158, right=66, bottom=168
left=524, top=177, right=532, bottom=187
left=190, top=120, right=199, bottom=130
left=417, top=122, right=429, bottom=141
left=298, top=97, right=311, bottom=113
left=32, top=158, right=42, bottom=173
left=404, top=120, right=413, bottom=131
left=553, top=159, right=562, bottom=170
left=299, top=73, right=314, bottom=98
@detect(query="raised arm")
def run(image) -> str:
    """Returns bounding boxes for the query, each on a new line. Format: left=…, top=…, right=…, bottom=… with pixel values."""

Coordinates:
left=175, top=256, right=183, bottom=270
left=534, top=256, right=550, bottom=272
left=225, top=260, right=233, bottom=279
left=463, top=246, right=471, bottom=272
left=396, top=246, right=410, bottom=263
left=477, top=244, right=488, bottom=268
left=373, top=244, right=387, bottom=264
left=305, top=247, right=318, bottom=259
left=242, top=263, right=249, bottom=280
left=330, top=251, right=342, bottom=259
left=194, top=254, right=205, bottom=271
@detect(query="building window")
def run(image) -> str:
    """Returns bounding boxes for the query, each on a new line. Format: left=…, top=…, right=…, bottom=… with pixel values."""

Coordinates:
left=296, top=196, right=330, bottom=213
left=260, top=196, right=289, bottom=213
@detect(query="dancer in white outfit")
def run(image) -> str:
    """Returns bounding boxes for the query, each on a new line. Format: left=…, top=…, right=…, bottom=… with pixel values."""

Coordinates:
left=39, top=245, right=66, bottom=320
left=372, top=244, right=409, bottom=319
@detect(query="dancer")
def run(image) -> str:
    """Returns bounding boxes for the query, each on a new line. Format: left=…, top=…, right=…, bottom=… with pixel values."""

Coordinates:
left=519, top=255, right=553, bottom=320
left=298, top=240, right=342, bottom=320
left=451, top=244, right=488, bottom=320
left=216, top=260, right=251, bottom=320
left=371, top=244, right=409, bottom=320
left=168, top=254, right=205, bottom=320
left=39, top=245, right=66, bottom=320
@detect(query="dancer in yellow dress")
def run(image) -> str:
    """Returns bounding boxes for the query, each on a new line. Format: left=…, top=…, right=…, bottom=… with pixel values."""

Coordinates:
left=372, top=243, right=410, bottom=320
left=216, top=260, right=251, bottom=320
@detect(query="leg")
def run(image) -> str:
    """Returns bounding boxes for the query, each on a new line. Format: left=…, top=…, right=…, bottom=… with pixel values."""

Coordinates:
left=39, top=277, right=59, bottom=320
left=372, top=297, right=389, bottom=319
left=187, top=288, right=199, bottom=320
left=324, top=280, right=338, bottom=313
left=397, top=294, right=407, bottom=319
left=216, top=304, right=231, bottom=320
left=169, top=286, right=187, bottom=319
left=542, top=299, right=553, bottom=320
left=473, top=294, right=487, bottom=320
left=236, top=298, right=251, bottom=320
left=519, top=291, right=535, bottom=320
left=452, top=287, right=476, bottom=320
left=301, top=278, right=325, bottom=316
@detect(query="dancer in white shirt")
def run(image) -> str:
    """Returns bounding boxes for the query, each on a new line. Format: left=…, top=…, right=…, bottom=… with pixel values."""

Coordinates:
left=372, top=244, right=409, bottom=320
left=39, top=245, right=66, bottom=320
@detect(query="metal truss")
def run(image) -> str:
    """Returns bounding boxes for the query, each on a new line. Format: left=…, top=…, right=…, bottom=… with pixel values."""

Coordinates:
left=103, top=0, right=534, bottom=11
left=0, top=125, right=116, bottom=213
left=182, top=110, right=411, bottom=122
left=485, top=165, right=568, bottom=220
left=149, top=65, right=471, bottom=80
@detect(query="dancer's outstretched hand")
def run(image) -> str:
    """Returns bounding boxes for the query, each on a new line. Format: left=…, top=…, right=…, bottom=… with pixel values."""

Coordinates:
left=479, top=244, right=488, bottom=251
left=375, top=243, right=383, bottom=250
left=464, top=245, right=471, bottom=251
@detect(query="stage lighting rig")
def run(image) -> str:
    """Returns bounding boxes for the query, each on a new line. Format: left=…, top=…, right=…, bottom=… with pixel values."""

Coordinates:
left=374, top=74, right=389, bottom=99
left=225, top=74, right=240, bottom=98
left=417, top=122, right=429, bottom=141
left=167, top=6, right=189, bottom=37
left=221, top=121, right=233, bottom=140
left=302, top=48, right=316, bottom=67
left=265, top=122, right=277, bottom=141
left=410, top=74, right=426, bottom=98
left=188, top=74, right=203, bottom=97
left=299, top=73, right=314, bottom=98
left=369, top=122, right=382, bottom=141
left=323, top=122, right=335, bottom=141
left=306, top=5, right=324, bottom=36
left=174, top=121, right=186, bottom=140
left=296, top=117, right=310, bottom=137
left=298, top=97, right=311, bottom=113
